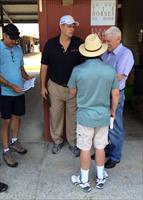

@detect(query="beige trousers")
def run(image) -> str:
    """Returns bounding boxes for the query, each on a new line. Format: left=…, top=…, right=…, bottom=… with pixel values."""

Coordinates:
left=48, top=79, right=76, bottom=145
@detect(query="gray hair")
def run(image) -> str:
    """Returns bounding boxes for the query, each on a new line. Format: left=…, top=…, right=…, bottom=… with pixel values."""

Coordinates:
left=104, top=26, right=122, bottom=38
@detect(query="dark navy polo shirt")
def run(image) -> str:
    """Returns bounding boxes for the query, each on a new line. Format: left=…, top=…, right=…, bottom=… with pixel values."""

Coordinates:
left=41, top=35, right=84, bottom=85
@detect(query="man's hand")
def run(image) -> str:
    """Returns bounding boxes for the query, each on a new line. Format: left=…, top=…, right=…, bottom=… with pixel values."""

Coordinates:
left=69, top=88, right=77, bottom=97
left=11, top=84, right=23, bottom=93
left=110, top=111, right=116, bottom=118
left=21, top=67, right=34, bottom=80
left=117, top=74, right=126, bottom=81
left=40, top=87, right=48, bottom=99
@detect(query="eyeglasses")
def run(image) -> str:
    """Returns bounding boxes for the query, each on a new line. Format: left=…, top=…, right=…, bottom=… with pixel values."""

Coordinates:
left=10, top=50, right=15, bottom=62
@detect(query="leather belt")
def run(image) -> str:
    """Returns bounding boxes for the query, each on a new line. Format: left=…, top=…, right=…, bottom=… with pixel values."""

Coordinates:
left=51, top=80, right=68, bottom=87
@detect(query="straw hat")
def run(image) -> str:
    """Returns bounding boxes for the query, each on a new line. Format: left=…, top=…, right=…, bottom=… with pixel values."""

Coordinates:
left=79, top=34, right=107, bottom=57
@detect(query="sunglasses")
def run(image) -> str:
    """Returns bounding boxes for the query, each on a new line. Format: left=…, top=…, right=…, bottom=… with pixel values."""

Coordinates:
left=64, top=24, right=76, bottom=29
left=10, top=50, right=15, bottom=63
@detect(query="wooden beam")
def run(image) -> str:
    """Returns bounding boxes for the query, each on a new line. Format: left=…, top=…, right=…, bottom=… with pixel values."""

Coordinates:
left=3, top=8, right=13, bottom=23
left=8, top=12, right=37, bottom=16
left=1, top=0, right=37, bottom=5
left=4, top=19, right=38, bottom=23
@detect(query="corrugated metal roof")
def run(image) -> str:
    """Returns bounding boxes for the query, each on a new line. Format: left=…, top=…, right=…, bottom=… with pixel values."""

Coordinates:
left=0, top=0, right=38, bottom=23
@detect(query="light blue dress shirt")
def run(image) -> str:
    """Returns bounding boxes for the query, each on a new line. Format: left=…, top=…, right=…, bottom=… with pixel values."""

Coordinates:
left=102, top=43, right=134, bottom=90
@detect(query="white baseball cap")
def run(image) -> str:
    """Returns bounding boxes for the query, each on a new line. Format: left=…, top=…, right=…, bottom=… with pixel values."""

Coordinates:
left=59, top=15, right=79, bottom=26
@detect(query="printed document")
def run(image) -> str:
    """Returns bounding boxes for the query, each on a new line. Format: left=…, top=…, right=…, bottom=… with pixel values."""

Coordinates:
left=22, top=78, right=36, bottom=91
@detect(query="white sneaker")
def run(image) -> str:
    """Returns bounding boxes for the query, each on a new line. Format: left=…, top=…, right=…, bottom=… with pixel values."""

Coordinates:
left=104, top=170, right=109, bottom=179
left=96, top=178, right=106, bottom=189
left=71, top=175, right=91, bottom=193
left=96, top=170, right=108, bottom=183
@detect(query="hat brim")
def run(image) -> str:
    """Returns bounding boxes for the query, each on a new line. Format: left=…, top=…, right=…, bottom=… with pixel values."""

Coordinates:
left=71, top=21, right=79, bottom=26
left=8, top=34, right=20, bottom=40
left=79, top=43, right=108, bottom=57
left=60, top=21, right=79, bottom=26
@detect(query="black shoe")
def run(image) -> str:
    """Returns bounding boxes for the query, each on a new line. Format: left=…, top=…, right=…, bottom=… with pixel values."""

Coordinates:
left=91, top=154, right=95, bottom=160
left=105, top=158, right=120, bottom=169
left=51, top=143, right=64, bottom=154
left=0, top=182, right=8, bottom=193
left=69, top=145, right=80, bottom=157
left=105, top=152, right=109, bottom=158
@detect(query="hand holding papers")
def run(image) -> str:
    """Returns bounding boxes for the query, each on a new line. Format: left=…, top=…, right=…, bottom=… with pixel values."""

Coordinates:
left=22, top=78, right=36, bottom=92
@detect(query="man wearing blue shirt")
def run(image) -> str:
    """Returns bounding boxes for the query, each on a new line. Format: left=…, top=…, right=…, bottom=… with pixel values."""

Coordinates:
left=101, top=26, right=134, bottom=168
left=68, top=34, right=119, bottom=191
left=0, top=24, right=32, bottom=168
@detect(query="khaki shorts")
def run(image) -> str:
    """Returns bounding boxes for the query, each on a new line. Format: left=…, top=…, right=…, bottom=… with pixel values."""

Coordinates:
left=76, top=124, right=109, bottom=150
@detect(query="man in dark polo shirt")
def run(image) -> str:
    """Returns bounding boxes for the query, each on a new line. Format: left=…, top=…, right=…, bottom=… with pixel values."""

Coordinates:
left=40, top=15, right=84, bottom=156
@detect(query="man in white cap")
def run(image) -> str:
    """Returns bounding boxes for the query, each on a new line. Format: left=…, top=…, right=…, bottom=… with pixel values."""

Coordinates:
left=68, top=34, right=119, bottom=192
left=40, top=15, right=84, bottom=156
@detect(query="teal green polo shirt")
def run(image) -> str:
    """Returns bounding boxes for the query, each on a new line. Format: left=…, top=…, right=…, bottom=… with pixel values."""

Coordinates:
left=68, top=58, right=119, bottom=128
left=0, top=41, right=24, bottom=96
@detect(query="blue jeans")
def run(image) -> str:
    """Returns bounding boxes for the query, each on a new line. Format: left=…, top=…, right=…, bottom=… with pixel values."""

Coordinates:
left=106, top=90, right=125, bottom=162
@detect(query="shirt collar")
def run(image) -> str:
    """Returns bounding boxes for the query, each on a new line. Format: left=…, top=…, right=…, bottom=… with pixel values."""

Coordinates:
left=85, top=58, right=101, bottom=63
left=112, top=43, right=123, bottom=55
left=56, top=35, right=73, bottom=45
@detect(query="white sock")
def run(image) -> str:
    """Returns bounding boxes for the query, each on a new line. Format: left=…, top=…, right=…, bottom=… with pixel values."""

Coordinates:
left=11, top=138, right=18, bottom=143
left=3, top=148, right=9, bottom=153
left=96, top=166, right=104, bottom=180
left=80, top=168, right=89, bottom=183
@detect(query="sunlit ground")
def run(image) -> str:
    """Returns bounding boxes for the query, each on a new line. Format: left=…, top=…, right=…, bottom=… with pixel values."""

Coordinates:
left=24, top=65, right=40, bottom=72
left=24, top=52, right=41, bottom=72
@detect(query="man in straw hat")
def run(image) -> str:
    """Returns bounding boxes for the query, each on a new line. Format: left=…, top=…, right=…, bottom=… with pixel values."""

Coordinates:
left=68, top=34, right=119, bottom=192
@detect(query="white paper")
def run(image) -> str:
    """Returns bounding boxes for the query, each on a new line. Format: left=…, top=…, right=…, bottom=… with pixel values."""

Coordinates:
left=110, top=117, right=114, bottom=129
left=22, top=78, right=36, bottom=92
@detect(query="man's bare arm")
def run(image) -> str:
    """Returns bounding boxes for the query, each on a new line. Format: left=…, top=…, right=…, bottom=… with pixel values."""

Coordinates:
left=111, top=88, right=120, bottom=117
left=21, top=66, right=33, bottom=80
left=0, top=75, right=22, bottom=93
left=40, top=64, right=48, bottom=99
